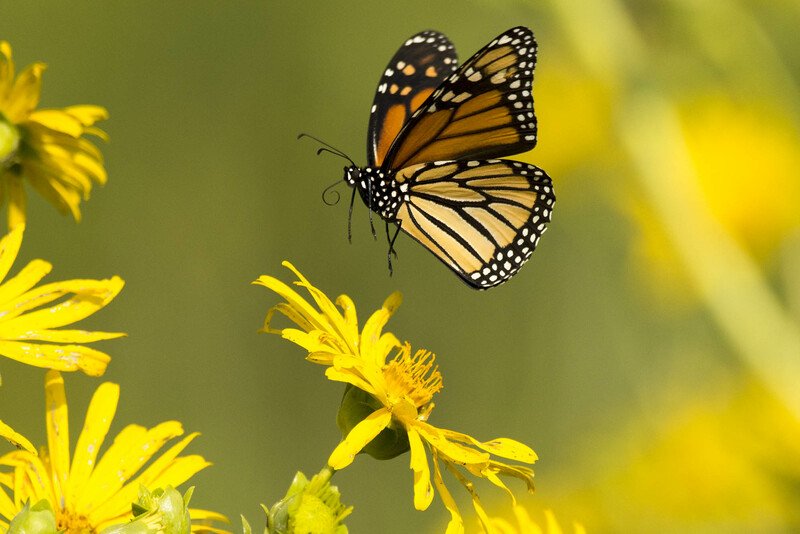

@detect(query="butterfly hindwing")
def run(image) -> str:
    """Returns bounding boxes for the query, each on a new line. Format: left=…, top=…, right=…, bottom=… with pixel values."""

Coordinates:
left=392, top=159, right=554, bottom=289
left=382, top=27, right=538, bottom=171
left=367, top=30, right=458, bottom=168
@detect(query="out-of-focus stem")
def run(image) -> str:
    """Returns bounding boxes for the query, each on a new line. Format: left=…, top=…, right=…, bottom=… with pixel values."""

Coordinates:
left=620, top=92, right=800, bottom=417
left=551, top=0, right=800, bottom=418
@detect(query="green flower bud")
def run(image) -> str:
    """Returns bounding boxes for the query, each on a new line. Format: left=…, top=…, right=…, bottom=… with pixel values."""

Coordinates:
left=268, top=470, right=351, bottom=534
left=0, top=114, right=20, bottom=168
left=337, top=384, right=410, bottom=460
left=136, top=486, right=191, bottom=534
left=7, top=500, right=57, bottom=534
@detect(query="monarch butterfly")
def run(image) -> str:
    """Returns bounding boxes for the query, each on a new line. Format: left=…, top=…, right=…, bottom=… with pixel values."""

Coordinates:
left=305, top=26, right=554, bottom=289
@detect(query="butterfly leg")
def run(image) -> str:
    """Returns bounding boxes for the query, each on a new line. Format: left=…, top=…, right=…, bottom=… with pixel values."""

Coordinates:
left=386, top=222, right=402, bottom=276
left=367, top=179, right=377, bottom=240
left=385, top=221, right=399, bottom=258
left=347, top=188, right=357, bottom=243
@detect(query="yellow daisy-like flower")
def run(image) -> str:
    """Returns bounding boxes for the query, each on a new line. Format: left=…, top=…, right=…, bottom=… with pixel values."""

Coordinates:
left=0, top=370, right=228, bottom=533
left=0, top=41, right=108, bottom=228
left=489, top=506, right=586, bottom=534
left=0, top=224, right=123, bottom=376
left=255, top=262, right=537, bottom=533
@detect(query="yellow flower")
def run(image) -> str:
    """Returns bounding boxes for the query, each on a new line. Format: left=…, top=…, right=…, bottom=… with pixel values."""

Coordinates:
left=0, top=224, right=123, bottom=376
left=489, top=506, right=586, bottom=534
left=0, top=370, right=228, bottom=533
left=678, top=96, right=800, bottom=259
left=255, top=262, right=537, bottom=534
left=0, top=41, right=108, bottom=228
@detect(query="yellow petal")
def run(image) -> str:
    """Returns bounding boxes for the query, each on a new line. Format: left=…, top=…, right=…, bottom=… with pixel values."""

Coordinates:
left=0, top=276, right=124, bottom=331
left=324, top=366, right=377, bottom=396
left=44, top=370, right=69, bottom=509
left=27, top=109, right=84, bottom=137
left=26, top=127, right=104, bottom=165
left=90, top=455, right=211, bottom=526
left=283, top=262, right=346, bottom=325
left=482, top=469, right=516, bottom=505
left=0, top=420, right=35, bottom=454
left=0, top=341, right=110, bottom=375
left=141, top=455, right=211, bottom=490
left=5, top=62, right=45, bottom=123
left=442, top=430, right=538, bottom=464
left=470, top=496, right=494, bottom=534
left=280, top=328, right=332, bottom=353
left=0, top=41, right=14, bottom=107
left=89, top=432, right=202, bottom=522
left=482, top=460, right=535, bottom=494
left=4, top=176, right=26, bottom=230
left=127, top=431, right=201, bottom=486
left=544, top=510, right=564, bottom=534
left=432, top=453, right=464, bottom=534
left=64, top=105, right=108, bottom=127
left=189, top=509, right=229, bottom=523
left=0, top=258, right=52, bottom=312
left=254, top=275, right=327, bottom=333
left=23, top=130, right=109, bottom=186
left=409, top=428, right=434, bottom=510
left=5, top=328, right=125, bottom=343
left=0, top=225, right=25, bottom=284
left=335, top=293, right=358, bottom=338
left=262, top=303, right=315, bottom=334
left=78, top=421, right=184, bottom=513
left=83, top=125, right=108, bottom=142
left=2, top=450, right=54, bottom=508
left=25, top=154, right=93, bottom=195
left=0, top=483, right=17, bottom=525
left=67, top=382, right=119, bottom=508
left=27, top=134, right=107, bottom=185
left=415, top=422, right=489, bottom=466
left=442, top=459, right=494, bottom=533
left=328, top=408, right=391, bottom=470
left=360, top=291, right=402, bottom=366
left=25, top=166, right=82, bottom=220
left=190, top=527, right=231, bottom=534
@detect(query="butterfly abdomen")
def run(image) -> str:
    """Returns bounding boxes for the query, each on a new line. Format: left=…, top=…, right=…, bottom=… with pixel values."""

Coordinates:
left=344, top=166, right=405, bottom=221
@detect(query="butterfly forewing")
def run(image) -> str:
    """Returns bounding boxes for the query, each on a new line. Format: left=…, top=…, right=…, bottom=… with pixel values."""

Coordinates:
left=393, top=159, right=555, bottom=289
left=383, top=27, right=538, bottom=170
left=367, top=30, right=458, bottom=168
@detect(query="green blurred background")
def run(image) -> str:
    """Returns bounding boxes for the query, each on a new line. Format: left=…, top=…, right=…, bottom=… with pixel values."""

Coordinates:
left=2, top=1, right=800, bottom=532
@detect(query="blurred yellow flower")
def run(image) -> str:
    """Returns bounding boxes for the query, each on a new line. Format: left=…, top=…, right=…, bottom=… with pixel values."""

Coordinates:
left=488, top=506, right=586, bottom=534
left=0, top=371, right=228, bottom=533
left=678, top=96, right=800, bottom=259
left=0, top=41, right=108, bottom=228
left=558, top=377, right=800, bottom=531
left=520, top=59, right=616, bottom=179
left=256, top=262, right=537, bottom=534
left=0, top=225, right=123, bottom=376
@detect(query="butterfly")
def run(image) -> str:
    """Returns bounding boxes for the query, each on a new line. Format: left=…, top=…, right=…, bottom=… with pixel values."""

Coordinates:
left=306, top=26, right=555, bottom=289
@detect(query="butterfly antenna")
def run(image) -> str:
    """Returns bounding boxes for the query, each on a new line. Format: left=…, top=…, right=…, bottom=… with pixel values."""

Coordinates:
left=297, top=133, right=356, bottom=166
left=321, top=179, right=342, bottom=206
left=347, top=187, right=357, bottom=244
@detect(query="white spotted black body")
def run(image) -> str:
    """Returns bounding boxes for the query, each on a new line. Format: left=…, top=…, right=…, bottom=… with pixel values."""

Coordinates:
left=343, top=166, right=404, bottom=221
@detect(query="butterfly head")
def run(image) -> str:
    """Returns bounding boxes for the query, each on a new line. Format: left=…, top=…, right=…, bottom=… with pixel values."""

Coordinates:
left=343, top=165, right=360, bottom=187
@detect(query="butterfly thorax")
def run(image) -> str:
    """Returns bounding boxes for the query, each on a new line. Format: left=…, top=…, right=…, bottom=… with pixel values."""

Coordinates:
left=343, top=165, right=406, bottom=221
